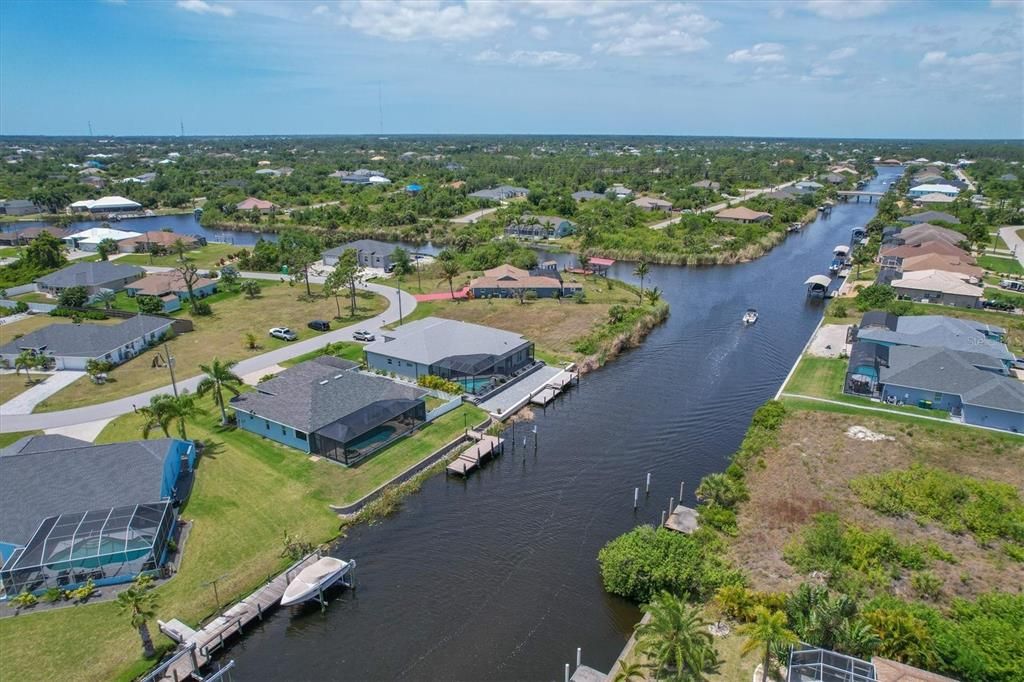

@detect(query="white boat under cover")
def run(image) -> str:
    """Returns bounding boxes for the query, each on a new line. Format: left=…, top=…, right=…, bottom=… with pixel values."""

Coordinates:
left=280, top=556, right=354, bottom=606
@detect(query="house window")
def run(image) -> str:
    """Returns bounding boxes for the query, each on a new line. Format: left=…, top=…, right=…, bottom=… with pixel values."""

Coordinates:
left=296, top=431, right=307, bottom=441
left=282, top=426, right=287, bottom=435
left=265, top=420, right=270, bottom=430
left=387, top=358, right=392, bottom=365
left=934, top=393, right=943, bottom=401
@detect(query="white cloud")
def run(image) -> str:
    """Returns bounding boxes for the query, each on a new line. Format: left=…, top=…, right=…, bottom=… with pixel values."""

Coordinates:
left=810, top=65, right=842, bottom=78
left=522, top=0, right=624, bottom=19
left=338, top=1, right=513, bottom=42
left=312, top=5, right=329, bottom=16
left=828, top=46, right=856, bottom=60
left=727, top=43, right=785, bottom=63
left=920, top=50, right=1020, bottom=72
left=176, top=0, right=236, bottom=17
left=530, top=25, right=551, bottom=40
left=474, top=48, right=586, bottom=69
left=590, top=4, right=717, bottom=57
left=803, top=1, right=889, bottom=20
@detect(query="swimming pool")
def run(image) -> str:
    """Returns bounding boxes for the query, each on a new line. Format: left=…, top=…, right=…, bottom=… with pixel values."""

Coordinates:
left=347, top=424, right=398, bottom=451
left=456, top=377, right=491, bottom=392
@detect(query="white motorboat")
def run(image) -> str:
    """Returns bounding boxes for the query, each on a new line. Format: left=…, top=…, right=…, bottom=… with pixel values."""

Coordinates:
left=742, top=309, right=758, bottom=325
left=280, top=556, right=355, bottom=606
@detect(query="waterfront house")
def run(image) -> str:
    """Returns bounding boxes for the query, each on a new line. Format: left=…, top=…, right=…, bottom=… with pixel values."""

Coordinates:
left=67, top=195, right=142, bottom=214
left=715, top=206, right=772, bottom=224
left=690, top=180, right=721, bottom=191
left=893, top=223, right=966, bottom=247
left=0, top=434, right=194, bottom=596
left=878, top=240, right=973, bottom=268
left=852, top=312, right=1012, bottom=368
left=119, top=231, right=202, bottom=254
left=795, top=181, right=824, bottom=191
left=0, top=314, right=173, bottom=370
left=890, top=269, right=983, bottom=308
left=468, top=264, right=582, bottom=299
left=907, top=183, right=960, bottom=198
left=322, top=239, right=397, bottom=269
left=364, top=317, right=535, bottom=390
left=63, top=226, right=143, bottom=252
left=630, top=196, right=674, bottom=212
left=823, top=173, right=846, bottom=185
left=504, top=215, right=576, bottom=239
left=0, top=226, right=69, bottom=246
left=898, top=211, right=960, bottom=225
left=0, top=199, right=42, bottom=216
left=235, top=197, right=278, bottom=214
left=571, top=190, right=605, bottom=202
left=125, top=271, right=218, bottom=313
left=468, top=185, right=529, bottom=201
left=915, top=192, right=958, bottom=207
left=899, top=253, right=983, bottom=280
left=230, top=356, right=427, bottom=466
left=36, top=260, right=144, bottom=298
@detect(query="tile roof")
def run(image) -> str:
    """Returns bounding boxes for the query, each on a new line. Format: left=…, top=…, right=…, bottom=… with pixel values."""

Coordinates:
left=715, top=206, right=772, bottom=221
left=900, top=253, right=982, bottom=278
left=879, top=241, right=973, bottom=262
left=890, top=269, right=984, bottom=297
left=0, top=315, right=172, bottom=358
left=128, top=271, right=216, bottom=296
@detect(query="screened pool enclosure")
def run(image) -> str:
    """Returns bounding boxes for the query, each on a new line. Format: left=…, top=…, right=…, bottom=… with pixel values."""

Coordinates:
left=0, top=502, right=174, bottom=596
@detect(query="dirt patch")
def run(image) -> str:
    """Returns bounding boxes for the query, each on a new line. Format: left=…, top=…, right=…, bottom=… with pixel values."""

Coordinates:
left=729, top=409, right=1024, bottom=604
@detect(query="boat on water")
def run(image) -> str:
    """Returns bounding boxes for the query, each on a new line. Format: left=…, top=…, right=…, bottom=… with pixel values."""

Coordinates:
left=742, top=308, right=758, bottom=325
left=280, top=556, right=355, bottom=606
left=787, top=222, right=802, bottom=233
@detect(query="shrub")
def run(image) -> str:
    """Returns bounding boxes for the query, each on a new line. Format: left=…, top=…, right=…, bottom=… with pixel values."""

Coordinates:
left=11, top=591, right=37, bottom=610
left=49, top=307, right=106, bottom=320
left=137, top=295, right=165, bottom=315
left=912, top=571, right=944, bottom=600
left=69, top=579, right=95, bottom=603
left=416, top=374, right=464, bottom=395
left=524, top=289, right=538, bottom=301
left=855, top=284, right=896, bottom=311
left=828, top=300, right=848, bottom=318
left=57, top=285, right=89, bottom=308
left=41, top=587, right=65, bottom=603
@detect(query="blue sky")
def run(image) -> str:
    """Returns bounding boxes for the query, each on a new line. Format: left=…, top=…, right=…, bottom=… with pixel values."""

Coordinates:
left=1, top=0, right=1021, bottom=139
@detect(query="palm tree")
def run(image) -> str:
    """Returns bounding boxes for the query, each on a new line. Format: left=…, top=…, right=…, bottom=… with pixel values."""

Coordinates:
left=613, top=659, right=648, bottom=682
left=644, top=287, right=662, bottom=304
left=738, top=607, right=798, bottom=682
left=197, top=358, right=242, bottom=425
left=116, top=575, right=160, bottom=659
left=95, top=289, right=117, bottom=310
left=13, top=351, right=37, bottom=379
left=635, top=591, right=720, bottom=681
left=579, top=253, right=591, bottom=273
left=439, top=259, right=461, bottom=301
left=139, top=395, right=175, bottom=439
left=166, top=393, right=199, bottom=440
left=634, top=260, right=650, bottom=301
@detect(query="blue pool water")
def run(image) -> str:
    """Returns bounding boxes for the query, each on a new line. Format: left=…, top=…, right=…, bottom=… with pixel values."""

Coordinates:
left=347, top=425, right=397, bottom=450
left=457, top=377, right=491, bottom=392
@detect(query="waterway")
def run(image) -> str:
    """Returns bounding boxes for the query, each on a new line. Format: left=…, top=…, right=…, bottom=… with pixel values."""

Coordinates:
left=226, top=167, right=899, bottom=679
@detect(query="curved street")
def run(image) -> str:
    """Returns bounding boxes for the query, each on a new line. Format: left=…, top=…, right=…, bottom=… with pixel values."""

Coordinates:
left=0, top=274, right=416, bottom=432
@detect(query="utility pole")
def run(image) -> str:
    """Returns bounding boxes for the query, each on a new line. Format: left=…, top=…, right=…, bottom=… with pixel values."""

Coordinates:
left=396, top=281, right=404, bottom=326
left=165, top=342, right=179, bottom=397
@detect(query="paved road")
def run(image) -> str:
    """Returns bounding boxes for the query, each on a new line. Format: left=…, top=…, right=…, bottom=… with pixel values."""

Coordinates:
left=998, top=226, right=1024, bottom=268
left=650, top=178, right=805, bottom=230
left=954, top=168, right=977, bottom=193
left=450, top=207, right=498, bottom=224
left=0, top=277, right=415, bottom=431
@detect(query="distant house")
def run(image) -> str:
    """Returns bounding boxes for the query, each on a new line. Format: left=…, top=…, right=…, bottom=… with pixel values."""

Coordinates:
left=36, top=260, right=144, bottom=298
left=230, top=356, right=428, bottom=466
left=878, top=240, right=973, bottom=268
left=505, top=215, right=575, bottom=239
left=609, top=184, right=634, bottom=198
left=0, top=226, right=69, bottom=247
left=900, top=253, right=983, bottom=280
left=890, top=269, right=983, bottom=308
left=119, top=231, right=202, bottom=254
left=630, top=196, right=674, bottom=212
left=364, top=317, right=535, bottom=390
left=254, top=167, right=293, bottom=177
left=63, top=226, right=142, bottom=252
left=67, top=195, right=142, bottom=214
left=898, top=211, right=960, bottom=225
left=915, top=192, right=957, bottom=206
left=469, top=264, right=582, bottom=299
left=322, top=239, right=398, bottom=270
left=715, top=206, right=772, bottom=224
left=795, top=181, right=824, bottom=191
left=235, top=197, right=278, bottom=214
left=893, top=223, right=966, bottom=247
left=690, top=180, right=721, bottom=191
left=571, top=190, right=605, bottom=202
left=0, top=434, right=195, bottom=595
left=125, top=271, right=218, bottom=313
left=999, top=173, right=1018, bottom=182
left=468, top=185, right=529, bottom=201
left=822, top=173, right=846, bottom=185
left=907, top=183, right=960, bottom=198
left=120, top=172, right=158, bottom=184
left=0, top=315, right=173, bottom=370
left=852, top=311, right=1011, bottom=367
left=0, top=199, right=42, bottom=216
left=329, top=169, right=386, bottom=184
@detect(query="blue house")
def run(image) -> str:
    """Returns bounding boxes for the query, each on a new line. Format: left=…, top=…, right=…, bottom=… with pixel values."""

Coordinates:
left=0, top=435, right=195, bottom=595
left=504, top=215, right=575, bottom=239
left=405, top=183, right=423, bottom=195
left=125, top=271, right=218, bottom=313
left=852, top=311, right=1012, bottom=370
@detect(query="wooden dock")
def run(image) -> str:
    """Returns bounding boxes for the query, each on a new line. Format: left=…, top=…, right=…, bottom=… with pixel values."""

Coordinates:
left=446, top=432, right=503, bottom=476
left=153, top=552, right=322, bottom=682
left=664, top=505, right=700, bottom=534
left=530, top=372, right=577, bottom=406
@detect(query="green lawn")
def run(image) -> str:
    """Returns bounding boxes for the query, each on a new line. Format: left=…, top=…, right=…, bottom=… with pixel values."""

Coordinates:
left=280, top=340, right=366, bottom=367
left=0, top=429, right=40, bottom=448
left=11, top=291, right=52, bottom=304
left=0, top=372, right=49, bottom=405
left=0, top=246, right=22, bottom=258
left=978, top=254, right=1024, bottom=276
left=0, top=398, right=484, bottom=682
left=115, top=243, right=242, bottom=270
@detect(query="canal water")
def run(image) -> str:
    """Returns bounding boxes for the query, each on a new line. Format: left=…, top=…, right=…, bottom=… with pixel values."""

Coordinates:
left=232, top=167, right=898, bottom=679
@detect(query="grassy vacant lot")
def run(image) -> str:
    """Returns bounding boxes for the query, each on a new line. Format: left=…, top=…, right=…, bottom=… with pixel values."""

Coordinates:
left=729, top=407, right=1024, bottom=605
left=978, top=254, right=1024, bottom=276
left=280, top=341, right=366, bottom=367
left=34, top=283, right=386, bottom=411
left=0, top=398, right=484, bottom=682
left=114, top=243, right=241, bottom=270
left=0, top=372, right=49, bottom=405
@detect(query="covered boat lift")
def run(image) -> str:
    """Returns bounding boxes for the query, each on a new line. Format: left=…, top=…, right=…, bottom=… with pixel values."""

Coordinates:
left=805, top=274, right=832, bottom=298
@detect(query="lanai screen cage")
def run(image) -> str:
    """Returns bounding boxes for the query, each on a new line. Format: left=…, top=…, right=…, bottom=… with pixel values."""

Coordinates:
left=312, top=398, right=427, bottom=465
left=788, top=644, right=877, bottom=682
left=1, top=502, right=174, bottom=596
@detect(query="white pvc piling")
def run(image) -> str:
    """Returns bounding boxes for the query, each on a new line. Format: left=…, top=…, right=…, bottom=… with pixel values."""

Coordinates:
left=633, top=487, right=639, bottom=509
left=576, top=647, right=581, bottom=667
left=646, top=472, right=651, bottom=494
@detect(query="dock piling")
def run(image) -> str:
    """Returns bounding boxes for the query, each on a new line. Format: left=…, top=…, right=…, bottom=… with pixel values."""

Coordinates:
left=633, top=487, right=639, bottom=510
left=679, top=480, right=684, bottom=501
left=646, top=472, right=651, bottom=495
left=565, top=663, right=570, bottom=682
left=669, top=497, right=675, bottom=514
left=577, top=647, right=581, bottom=667
left=661, top=510, right=666, bottom=526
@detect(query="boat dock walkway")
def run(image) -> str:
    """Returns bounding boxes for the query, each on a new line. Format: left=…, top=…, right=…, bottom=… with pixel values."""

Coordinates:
left=664, top=505, right=700, bottom=534
left=153, top=552, right=322, bottom=682
left=446, top=431, right=504, bottom=476
left=479, top=365, right=578, bottom=419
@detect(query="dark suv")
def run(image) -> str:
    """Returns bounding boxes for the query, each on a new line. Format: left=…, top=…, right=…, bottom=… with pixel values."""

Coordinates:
left=308, top=320, right=330, bottom=332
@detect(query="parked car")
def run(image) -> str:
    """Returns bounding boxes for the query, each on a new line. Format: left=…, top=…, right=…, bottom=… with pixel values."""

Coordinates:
left=269, top=327, right=297, bottom=341
left=982, top=299, right=1015, bottom=312
left=308, top=320, right=330, bottom=332
left=352, top=329, right=375, bottom=342
left=999, top=279, right=1024, bottom=292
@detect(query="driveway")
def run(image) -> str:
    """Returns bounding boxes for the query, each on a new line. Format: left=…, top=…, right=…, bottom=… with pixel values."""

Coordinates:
left=0, top=371, right=87, bottom=415
left=998, top=226, right=1024, bottom=268
left=0, top=280, right=415, bottom=431
left=450, top=207, right=498, bottom=224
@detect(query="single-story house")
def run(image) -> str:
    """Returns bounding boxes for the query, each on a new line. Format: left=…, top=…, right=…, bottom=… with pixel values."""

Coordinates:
left=890, top=269, right=983, bottom=308
left=235, top=197, right=278, bottom=214
left=329, top=169, right=386, bottom=184
left=609, top=184, right=633, bottom=198
left=852, top=312, right=1012, bottom=367
left=469, top=264, right=582, bottom=299
left=322, top=239, right=398, bottom=269
left=36, top=260, right=145, bottom=298
left=120, top=172, right=158, bottom=184
left=911, top=173, right=946, bottom=186
left=894, top=223, right=966, bottom=247
left=505, top=215, right=575, bottom=239
left=468, top=185, right=529, bottom=201
left=125, top=271, right=218, bottom=313
left=690, top=180, right=721, bottom=191
left=908, top=183, right=960, bottom=198
left=364, top=317, right=535, bottom=392
left=715, top=206, right=772, bottom=224
left=822, top=173, right=846, bottom=185
left=0, top=434, right=195, bottom=595
left=795, top=181, right=824, bottom=191
left=0, top=199, right=42, bottom=216
left=898, top=211, right=960, bottom=225
left=63, top=226, right=142, bottom=252
left=119, top=231, right=203, bottom=253
left=68, top=195, right=142, bottom=213
left=878, top=240, right=973, bottom=268
left=630, top=196, right=674, bottom=212
left=571, top=190, right=606, bottom=202
left=915, top=192, right=958, bottom=206
left=0, top=314, right=173, bottom=370
left=900, top=253, right=983, bottom=280
left=230, top=356, right=427, bottom=466
left=0, top=226, right=69, bottom=246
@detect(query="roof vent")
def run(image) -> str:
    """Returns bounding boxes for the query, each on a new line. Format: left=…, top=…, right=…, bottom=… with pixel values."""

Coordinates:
left=319, top=379, right=329, bottom=385
left=334, top=374, right=344, bottom=379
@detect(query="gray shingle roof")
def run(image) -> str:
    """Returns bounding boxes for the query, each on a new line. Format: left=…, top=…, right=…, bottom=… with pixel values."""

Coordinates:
left=572, top=190, right=605, bottom=201
left=323, top=240, right=399, bottom=259
left=0, top=315, right=172, bottom=358
left=36, top=261, right=144, bottom=289
left=229, top=356, right=425, bottom=433
left=857, top=315, right=1012, bottom=364
left=0, top=435, right=176, bottom=547
left=365, top=317, right=531, bottom=367
left=880, top=346, right=1024, bottom=413
left=898, top=211, right=960, bottom=225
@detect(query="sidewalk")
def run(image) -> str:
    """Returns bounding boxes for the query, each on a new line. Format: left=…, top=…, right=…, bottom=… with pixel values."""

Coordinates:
left=0, top=371, right=86, bottom=414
